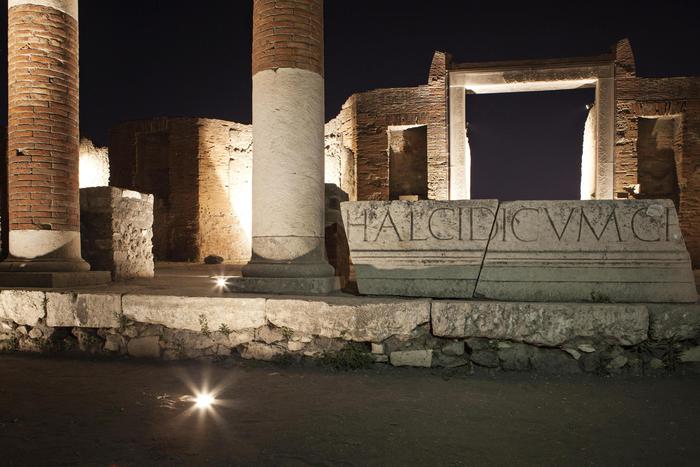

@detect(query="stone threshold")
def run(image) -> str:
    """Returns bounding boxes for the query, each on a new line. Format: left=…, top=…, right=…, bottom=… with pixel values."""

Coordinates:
left=1, top=289, right=699, bottom=374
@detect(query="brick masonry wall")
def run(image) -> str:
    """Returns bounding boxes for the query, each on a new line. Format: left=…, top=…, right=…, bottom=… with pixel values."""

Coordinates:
left=252, top=0, right=323, bottom=76
left=615, top=72, right=700, bottom=264
left=197, top=119, right=253, bottom=263
left=109, top=118, right=199, bottom=261
left=80, top=187, right=154, bottom=280
left=109, top=117, right=357, bottom=264
left=341, top=52, right=450, bottom=201
left=7, top=4, right=80, bottom=232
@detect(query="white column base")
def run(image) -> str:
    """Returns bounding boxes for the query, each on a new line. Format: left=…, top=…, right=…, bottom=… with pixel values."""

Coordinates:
left=0, top=230, right=89, bottom=272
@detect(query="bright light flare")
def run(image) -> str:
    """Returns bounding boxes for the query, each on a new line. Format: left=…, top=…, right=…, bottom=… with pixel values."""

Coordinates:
left=194, top=392, right=216, bottom=410
left=215, top=277, right=228, bottom=288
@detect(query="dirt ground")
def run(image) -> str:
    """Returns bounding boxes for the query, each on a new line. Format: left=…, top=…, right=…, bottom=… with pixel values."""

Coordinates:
left=0, top=355, right=699, bottom=466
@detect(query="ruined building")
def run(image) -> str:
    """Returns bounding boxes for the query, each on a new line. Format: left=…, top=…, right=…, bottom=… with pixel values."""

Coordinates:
left=103, top=39, right=700, bottom=266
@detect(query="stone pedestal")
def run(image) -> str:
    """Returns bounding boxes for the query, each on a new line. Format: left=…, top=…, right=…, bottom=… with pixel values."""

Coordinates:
left=80, top=187, right=154, bottom=281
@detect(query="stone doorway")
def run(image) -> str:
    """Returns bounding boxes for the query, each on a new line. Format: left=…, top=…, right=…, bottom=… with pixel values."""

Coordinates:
left=636, top=116, right=681, bottom=208
left=388, top=125, right=429, bottom=200
left=466, top=89, right=594, bottom=200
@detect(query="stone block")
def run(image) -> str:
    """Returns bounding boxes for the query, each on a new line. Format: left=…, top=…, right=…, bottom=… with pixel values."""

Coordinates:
left=46, top=293, right=122, bottom=328
left=390, top=350, right=433, bottom=367
left=432, top=301, right=649, bottom=346
left=441, top=341, right=465, bottom=356
left=127, top=336, right=161, bottom=359
left=647, top=304, right=700, bottom=340
left=475, top=200, right=697, bottom=303
left=266, top=297, right=431, bottom=342
left=471, top=350, right=499, bottom=368
left=341, top=200, right=497, bottom=298
left=239, top=342, right=284, bottom=361
left=0, top=272, right=111, bottom=288
left=680, top=347, right=700, bottom=363
left=227, top=276, right=339, bottom=295
left=80, top=186, right=154, bottom=281
left=0, top=290, right=45, bottom=326
left=123, top=295, right=266, bottom=332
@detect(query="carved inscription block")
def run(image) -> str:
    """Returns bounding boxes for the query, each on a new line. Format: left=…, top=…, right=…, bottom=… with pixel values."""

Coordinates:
left=341, top=200, right=498, bottom=298
left=475, top=200, right=697, bottom=303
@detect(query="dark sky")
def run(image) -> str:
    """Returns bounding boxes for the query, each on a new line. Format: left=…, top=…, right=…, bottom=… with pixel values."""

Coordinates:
left=1, top=1, right=698, bottom=199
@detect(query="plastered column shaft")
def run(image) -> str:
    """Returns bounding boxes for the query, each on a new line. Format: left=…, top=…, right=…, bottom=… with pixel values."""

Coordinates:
left=2, top=0, right=89, bottom=272
left=595, top=69, right=616, bottom=200
left=449, top=86, right=470, bottom=200
left=243, top=0, right=333, bottom=278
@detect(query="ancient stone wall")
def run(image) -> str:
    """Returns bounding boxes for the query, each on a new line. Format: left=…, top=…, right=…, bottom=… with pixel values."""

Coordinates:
left=1, top=289, right=699, bottom=375
left=109, top=118, right=200, bottom=261
left=614, top=40, right=700, bottom=265
left=79, top=138, right=110, bottom=188
left=338, top=52, right=450, bottom=201
left=197, top=120, right=253, bottom=263
left=109, top=117, right=356, bottom=263
left=80, top=187, right=154, bottom=280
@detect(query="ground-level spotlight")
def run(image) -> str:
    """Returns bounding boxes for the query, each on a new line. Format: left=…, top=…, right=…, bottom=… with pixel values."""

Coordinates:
left=194, top=392, right=216, bottom=410
left=212, top=276, right=231, bottom=290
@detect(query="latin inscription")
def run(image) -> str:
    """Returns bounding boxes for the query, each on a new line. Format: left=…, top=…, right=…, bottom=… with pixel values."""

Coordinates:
left=344, top=205, right=673, bottom=244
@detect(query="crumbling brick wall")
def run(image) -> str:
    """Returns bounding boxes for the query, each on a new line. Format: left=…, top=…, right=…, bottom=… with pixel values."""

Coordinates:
left=109, top=118, right=200, bottom=261
left=614, top=39, right=700, bottom=265
left=337, top=51, right=450, bottom=201
left=109, top=116, right=358, bottom=263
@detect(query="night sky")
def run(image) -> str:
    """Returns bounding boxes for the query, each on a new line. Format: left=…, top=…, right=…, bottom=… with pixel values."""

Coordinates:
left=1, top=1, right=698, bottom=199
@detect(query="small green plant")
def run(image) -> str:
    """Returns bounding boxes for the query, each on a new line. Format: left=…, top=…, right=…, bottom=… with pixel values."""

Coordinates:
left=321, top=345, right=374, bottom=371
left=218, top=323, right=232, bottom=337
left=199, top=314, right=211, bottom=338
left=113, top=312, right=129, bottom=332
left=280, top=326, right=294, bottom=340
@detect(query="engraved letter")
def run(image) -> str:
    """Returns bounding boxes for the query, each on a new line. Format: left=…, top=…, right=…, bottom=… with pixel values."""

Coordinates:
left=428, top=208, right=455, bottom=241
left=345, top=209, right=368, bottom=242
left=374, top=210, right=402, bottom=242
left=578, top=208, right=622, bottom=242
left=545, top=207, right=575, bottom=241
left=511, top=207, right=538, bottom=242
left=631, top=208, right=661, bottom=242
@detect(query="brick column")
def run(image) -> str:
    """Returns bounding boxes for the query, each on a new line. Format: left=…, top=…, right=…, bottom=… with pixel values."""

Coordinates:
left=240, top=0, right=335, bottom=290
left=1, top=0, right=89, bottom=272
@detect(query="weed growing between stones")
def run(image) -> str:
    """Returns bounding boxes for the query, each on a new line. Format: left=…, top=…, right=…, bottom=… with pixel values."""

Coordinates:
left=280, top=326, right=294, bottom=340
left=321, top=344, right=374, bottom=371
left=199, top=315, right=211, bottom=338
left=218, top=324, right=232, bottom=337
